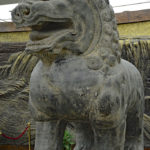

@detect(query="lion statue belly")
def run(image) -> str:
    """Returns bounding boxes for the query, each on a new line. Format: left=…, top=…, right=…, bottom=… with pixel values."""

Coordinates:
left=12, top=0, right=144, bottom=149
left=29, top=55, right=143, bottom=130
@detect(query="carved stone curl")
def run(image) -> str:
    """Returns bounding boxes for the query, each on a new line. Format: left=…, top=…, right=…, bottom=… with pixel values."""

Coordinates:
left=12, top=0, right=144, bottom=150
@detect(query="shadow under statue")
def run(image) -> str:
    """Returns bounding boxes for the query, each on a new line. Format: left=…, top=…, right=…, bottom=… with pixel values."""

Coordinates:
left=12, top=0, right=144, bottom=149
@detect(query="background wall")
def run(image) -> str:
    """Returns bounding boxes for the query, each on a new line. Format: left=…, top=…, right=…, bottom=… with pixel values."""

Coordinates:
left=118, top=21, right=150, bottom=37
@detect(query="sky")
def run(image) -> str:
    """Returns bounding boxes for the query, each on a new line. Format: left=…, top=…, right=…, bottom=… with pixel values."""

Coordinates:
left=0, top=0, right=150, bottom=22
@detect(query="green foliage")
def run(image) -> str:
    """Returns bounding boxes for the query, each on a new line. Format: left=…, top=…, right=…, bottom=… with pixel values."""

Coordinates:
left=63, top=130, right=75, bottom=150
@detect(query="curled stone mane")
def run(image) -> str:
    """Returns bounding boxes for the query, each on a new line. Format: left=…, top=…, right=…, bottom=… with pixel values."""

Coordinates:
left=57, top=0, right=121, bottom=70
left=83, top=0, right=121, bottom=70
left=61, top=0, right=121, bottom=72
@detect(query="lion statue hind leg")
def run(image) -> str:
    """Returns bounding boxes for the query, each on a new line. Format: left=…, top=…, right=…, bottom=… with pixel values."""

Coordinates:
left=125, top=92, right=144, bottom=150
left=73, top=123, right=94, bottom=150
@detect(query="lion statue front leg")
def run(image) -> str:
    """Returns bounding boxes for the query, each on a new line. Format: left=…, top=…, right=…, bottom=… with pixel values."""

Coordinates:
left=73, top=121, right=126, bottom=150
left=124, top=98, right=143, bottom=150
left=92, top=104, right=143, bottom=150
left=93, top=121, right=126, bottom=150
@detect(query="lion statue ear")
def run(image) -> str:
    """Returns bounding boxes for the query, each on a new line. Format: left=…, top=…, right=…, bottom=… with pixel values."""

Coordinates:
left=105, top=0, right=110, bottom=4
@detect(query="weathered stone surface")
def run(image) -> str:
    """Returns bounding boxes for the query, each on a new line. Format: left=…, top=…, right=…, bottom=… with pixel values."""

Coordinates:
left=11, top=0, right=145, bottom=150
left=0, top=42, right=26, bottom=65
left=120, top=39, right=150, bottom=97
left=0, top=51, right=38, bottom=145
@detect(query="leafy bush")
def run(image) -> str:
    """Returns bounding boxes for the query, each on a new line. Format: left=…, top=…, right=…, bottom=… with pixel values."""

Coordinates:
left=63, top=130, right=75, bottom=150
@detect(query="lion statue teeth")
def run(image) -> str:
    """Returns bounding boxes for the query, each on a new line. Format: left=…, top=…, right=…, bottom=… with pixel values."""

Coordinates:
left=12, top=0, right=144, bottom=150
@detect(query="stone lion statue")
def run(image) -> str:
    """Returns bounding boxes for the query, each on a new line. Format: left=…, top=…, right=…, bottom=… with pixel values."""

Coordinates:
left=12, top=0, right=144, bottom=150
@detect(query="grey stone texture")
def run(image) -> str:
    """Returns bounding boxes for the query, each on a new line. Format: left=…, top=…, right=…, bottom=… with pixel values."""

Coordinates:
left=12, top=0, right=144, bottom=150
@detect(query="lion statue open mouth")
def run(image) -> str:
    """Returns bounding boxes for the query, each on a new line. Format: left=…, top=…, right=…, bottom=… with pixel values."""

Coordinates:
left=12, top=0, right=144, bottom=150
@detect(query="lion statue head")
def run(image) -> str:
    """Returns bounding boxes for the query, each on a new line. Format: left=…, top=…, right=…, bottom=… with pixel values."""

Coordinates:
left=12, top=0, right=121, bottom=70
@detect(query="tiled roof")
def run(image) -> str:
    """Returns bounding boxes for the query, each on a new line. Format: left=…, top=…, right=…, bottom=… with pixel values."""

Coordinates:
left=116, top=9, right=150, bottom=24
